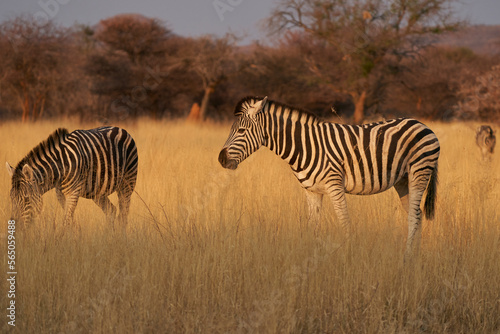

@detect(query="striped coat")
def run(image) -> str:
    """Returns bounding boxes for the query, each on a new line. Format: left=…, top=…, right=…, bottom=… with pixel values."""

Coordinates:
left=219, top=97, right=440, bottom=257
left=7, top=127, right=138, bottom=226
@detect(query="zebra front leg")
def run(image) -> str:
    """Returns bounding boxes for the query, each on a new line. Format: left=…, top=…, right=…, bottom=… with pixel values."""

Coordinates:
left=93, top=196, right=117, bottom=226
left=63, top=192, right=80, bottom=226
left=304, top=190, right=323, bottom=232
left=327, top=186, right=351, bottom=235
left=55, top=187, right=66, bottom=209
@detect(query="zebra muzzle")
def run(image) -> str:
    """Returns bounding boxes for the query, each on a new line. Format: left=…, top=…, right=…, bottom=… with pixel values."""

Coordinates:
left=218, top=148, right=238, bottom=170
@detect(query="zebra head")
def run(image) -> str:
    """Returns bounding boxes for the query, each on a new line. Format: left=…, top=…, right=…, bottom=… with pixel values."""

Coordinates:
left=219, top=96, right=268, bottom=170
left=6, top=162, right=43, bottom=224
left=476, top=125, right=496, bottom=159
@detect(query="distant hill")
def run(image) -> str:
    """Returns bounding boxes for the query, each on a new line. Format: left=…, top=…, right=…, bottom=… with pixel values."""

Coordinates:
left=434, top=25, right=500, bottom=55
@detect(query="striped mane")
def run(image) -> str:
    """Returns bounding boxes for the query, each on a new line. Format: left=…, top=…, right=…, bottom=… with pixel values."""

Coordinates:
left=12, top=128, right=68, bottom=182
left=234, top=96, right=321, bottom=121
left=234, top=96, right=263, bottom=116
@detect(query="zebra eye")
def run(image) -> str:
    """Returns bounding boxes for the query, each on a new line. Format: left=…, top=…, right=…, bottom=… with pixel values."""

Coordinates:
left=237, top=128, right=246, bottom=134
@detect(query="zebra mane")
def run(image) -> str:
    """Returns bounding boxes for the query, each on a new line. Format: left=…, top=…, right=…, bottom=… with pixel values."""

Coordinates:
left=234, top=96, right=321, bottom=120
left=234, top=96, right=265, bottom=116
left=13, top=128, right=69, bottom=179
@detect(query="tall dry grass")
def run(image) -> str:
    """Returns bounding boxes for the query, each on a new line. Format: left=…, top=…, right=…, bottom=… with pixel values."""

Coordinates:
left=0, top=119, right=499, bottom=333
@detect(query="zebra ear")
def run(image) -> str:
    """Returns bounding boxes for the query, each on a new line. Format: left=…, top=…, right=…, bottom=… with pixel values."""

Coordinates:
left=247, top=96, right=268, bottom=119
left=6, top=162, right=14, bottom=178
left=22, top=164, right=35, bottom=182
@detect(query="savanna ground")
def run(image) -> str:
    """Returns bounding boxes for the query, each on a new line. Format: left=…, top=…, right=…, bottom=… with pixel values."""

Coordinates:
left=0, top=119, right=499, bottom=333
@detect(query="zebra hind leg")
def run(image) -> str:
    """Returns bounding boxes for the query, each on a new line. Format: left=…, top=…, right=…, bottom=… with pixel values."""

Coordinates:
left=394, top=176, right=409, bottom=213
left=404, top=171, right=433, bottom=261
left=93, top=196, right=117, bottom=227
left=117, top=181, right=136, bottom=228
left=116, top=159, right=138, bottom=229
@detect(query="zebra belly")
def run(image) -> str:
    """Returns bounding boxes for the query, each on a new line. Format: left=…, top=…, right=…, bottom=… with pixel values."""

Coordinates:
left=294, top=169, right=331, bottom=194
left=81, top=187, right=117, bottom=199
left=80, top=171, right=121, bottom=199
left=344, top=171, right=403, bottom=195
left=345, top=183, right=393, bottom=196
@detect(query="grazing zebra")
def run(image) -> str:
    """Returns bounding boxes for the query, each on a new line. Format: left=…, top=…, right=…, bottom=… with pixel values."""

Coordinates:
left=476, top=125, right=496, bottom=161
left=6, top=127, right=138, bottom=227
left=219, top=96, right=440, bottom=257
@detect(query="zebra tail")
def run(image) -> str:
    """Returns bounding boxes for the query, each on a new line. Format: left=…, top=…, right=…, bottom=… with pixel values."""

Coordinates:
left=424, top=164, right=438, bottom=220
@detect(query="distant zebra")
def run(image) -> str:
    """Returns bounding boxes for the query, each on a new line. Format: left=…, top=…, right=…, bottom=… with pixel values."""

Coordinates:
left=476, top=125, right=496, bottom=161
left=6, top=127, right=138, bottom=227
left=219, top=97, right=440, bottom=257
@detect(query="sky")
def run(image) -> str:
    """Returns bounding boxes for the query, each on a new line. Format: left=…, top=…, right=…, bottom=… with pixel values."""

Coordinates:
left=1, top=0, right=499, bottom=43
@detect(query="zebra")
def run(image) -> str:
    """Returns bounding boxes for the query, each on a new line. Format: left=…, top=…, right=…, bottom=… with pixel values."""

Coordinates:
left=218, top=96, right=440, bottom=257
left=476, top=125, right=496, bottom=161
left=6, top=126, right=138, bottom=227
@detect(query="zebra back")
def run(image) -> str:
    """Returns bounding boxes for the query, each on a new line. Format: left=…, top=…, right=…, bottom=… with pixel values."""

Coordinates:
left=241, top=97, right=441, bottom=195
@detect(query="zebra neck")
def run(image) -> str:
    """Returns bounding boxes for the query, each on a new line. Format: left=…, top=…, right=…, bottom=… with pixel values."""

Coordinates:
left=262, top=107, right=317, bottom=168
left=21, top=151, right=59, bottom=195
left=29, top=160, right=57, bottom=195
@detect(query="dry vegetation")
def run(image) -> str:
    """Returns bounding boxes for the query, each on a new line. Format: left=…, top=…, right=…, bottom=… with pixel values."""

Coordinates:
left=0, top=119, right=499, bottom=333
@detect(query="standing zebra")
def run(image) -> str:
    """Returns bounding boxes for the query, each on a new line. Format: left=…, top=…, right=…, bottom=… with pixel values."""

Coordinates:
left=6, top=127, right=138, bottom=227
left=476, top=125, right=496, bottom=161
left=219, top=96, right=440, bottom=257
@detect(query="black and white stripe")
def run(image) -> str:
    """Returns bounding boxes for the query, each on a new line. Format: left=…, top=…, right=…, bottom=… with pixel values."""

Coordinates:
left=7, top=126, right=138, bottom=226
left=219, top=96, right=440, bottom=257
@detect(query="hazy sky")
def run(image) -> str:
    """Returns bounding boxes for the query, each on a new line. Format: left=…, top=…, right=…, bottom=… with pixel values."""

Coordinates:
left=1, top=0, right=499, bottom=43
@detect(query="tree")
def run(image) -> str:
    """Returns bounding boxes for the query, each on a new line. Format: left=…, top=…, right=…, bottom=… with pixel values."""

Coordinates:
left=0, top=17, right=68, bottom=121
left=454, top=64, right=500, bottom=122
left=95, top=14, right=171, bottom=66
left=384, top=46, right=493, bottom=120
left=267, top=0, right=462, bottom=123
left=238, top=34, right=345, bottom=118
left=186, top=34, right=240, bottom=120
left=86, top=14, right=180, bottom=120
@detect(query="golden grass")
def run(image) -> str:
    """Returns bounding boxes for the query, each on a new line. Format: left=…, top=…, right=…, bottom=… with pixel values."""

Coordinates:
left=0, top=119, right=499, bottom=333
